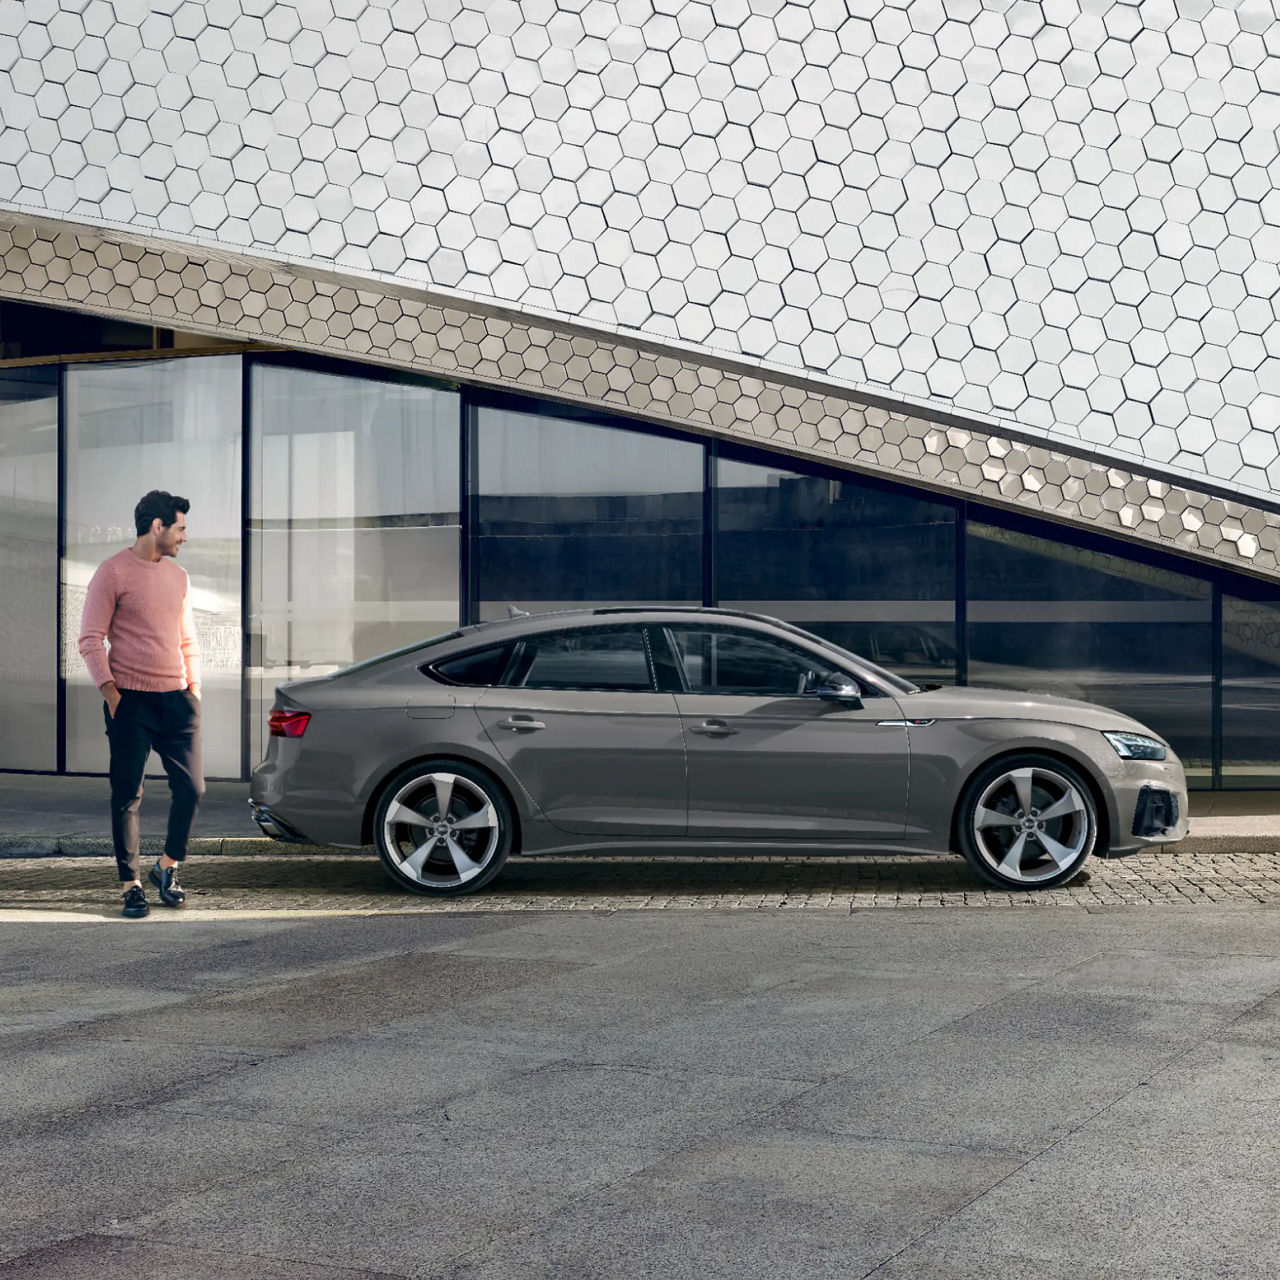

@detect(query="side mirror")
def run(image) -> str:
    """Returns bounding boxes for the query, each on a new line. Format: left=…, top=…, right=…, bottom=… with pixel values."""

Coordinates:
left=810, top=679, right=863, bottom=708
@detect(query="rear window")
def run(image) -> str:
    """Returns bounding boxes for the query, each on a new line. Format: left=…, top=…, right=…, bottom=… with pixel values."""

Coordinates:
left=429, top=643, right=513, bottom=687
left=334, top=630, right=463, bottom=677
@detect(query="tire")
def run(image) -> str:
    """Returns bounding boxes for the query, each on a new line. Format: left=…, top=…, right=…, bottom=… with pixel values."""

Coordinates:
left=955, top=753, right=1099, bottom=890
left=373, top=759, right=514, bottom=896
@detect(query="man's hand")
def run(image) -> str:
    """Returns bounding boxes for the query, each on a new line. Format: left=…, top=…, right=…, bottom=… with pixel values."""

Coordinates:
left=100, top=681, right=121, bottom=718
left=188, top=682, right=201, bottom=701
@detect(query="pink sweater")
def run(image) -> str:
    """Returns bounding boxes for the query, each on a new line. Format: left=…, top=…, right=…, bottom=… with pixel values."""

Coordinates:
left=78, top=549, right=202, bottom=692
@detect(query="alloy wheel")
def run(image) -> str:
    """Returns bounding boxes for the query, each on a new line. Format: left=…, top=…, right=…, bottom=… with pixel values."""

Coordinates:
left=380, top=770, right=503, bottom=890
left=969, top=764, right=1094, bottom=886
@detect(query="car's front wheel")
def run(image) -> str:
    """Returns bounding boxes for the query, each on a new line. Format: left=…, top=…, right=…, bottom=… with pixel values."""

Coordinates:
left=373, top=760, right=514, bottom=896
left=956, top=754, right=1099, bottom=890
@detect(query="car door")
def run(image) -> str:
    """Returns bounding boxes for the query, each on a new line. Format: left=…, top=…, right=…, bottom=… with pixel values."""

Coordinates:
left=659, top=623, right=910, bottom=842
left=472, top=624, right=687, bottom=837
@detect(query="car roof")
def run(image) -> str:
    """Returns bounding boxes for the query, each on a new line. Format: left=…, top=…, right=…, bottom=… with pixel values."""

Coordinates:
left=457, top=605, right=794, bottom=643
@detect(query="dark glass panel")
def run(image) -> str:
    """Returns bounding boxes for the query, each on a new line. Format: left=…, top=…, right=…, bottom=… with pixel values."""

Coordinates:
left=0, top=367, right=58, bottom=769
left=0, top=299, right=155, bottom=360
left=715, top=454, right=957, bottom=686
left=966, top=522, right=1212, bottom=786
left=474, top=408, right=702, bottom=618
left=1222, top=587, right=1280, bottom=788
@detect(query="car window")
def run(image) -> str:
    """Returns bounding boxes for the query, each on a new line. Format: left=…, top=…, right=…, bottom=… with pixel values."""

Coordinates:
left=429, top=643, right=513, bottom=687
left=666, top=627, right=852, bottom=698
left=505, top=627, right=654, bottom=692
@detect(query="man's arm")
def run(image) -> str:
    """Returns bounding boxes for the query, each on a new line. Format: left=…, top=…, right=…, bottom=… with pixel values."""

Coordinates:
left=180, top=581, right=202, bottom=698
left=77, top=561, right=119, bottom=712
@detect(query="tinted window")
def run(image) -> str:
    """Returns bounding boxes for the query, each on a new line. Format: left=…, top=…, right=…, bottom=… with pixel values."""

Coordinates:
left=1222, top=589, right=1280, bottom=788
left=668, top=627, right=849, bottom=698
left=474, top=407, right=702, bottom=618
left=715, top=453, right=957, bottom=686
left=966, top=522, right=1212, bottom=786
left=506, top=628, right=653, bottom=692
left=432, top=643, right=512, bottom=687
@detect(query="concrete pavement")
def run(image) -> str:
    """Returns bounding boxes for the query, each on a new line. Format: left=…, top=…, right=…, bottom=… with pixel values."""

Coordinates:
left=3, top=906, right=1280, bottom=1277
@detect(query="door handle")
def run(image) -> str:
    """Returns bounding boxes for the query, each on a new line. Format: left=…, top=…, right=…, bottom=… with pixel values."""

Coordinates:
left=496, top=715, right=546, bottom=732
left=689, top=719, right=737, bottom=737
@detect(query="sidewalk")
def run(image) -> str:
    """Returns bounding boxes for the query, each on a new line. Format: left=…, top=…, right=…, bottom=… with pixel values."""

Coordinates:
left=1, top=771, right=1277, bottom=857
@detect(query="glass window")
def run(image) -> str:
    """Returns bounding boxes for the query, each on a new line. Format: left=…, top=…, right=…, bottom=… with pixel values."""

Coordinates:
left=1222, top=588, right=1280, bottom=788
left=966, top=522, right=1212, bottom=787
left=248, top=362, right=460, bottom=764
left=667, top=626, right=846, bottom=698
left=474, top=407, right=702, bottom=619
left=62, top=356, right=243, bottom=776
left=0, top=299, right=156, bottom=361
left=0, top=368, right=58, bottom=770
left=715, top=454, right=957, bottom=686
left=431, top=643, right=512, bottom=687
left=504, top=628, right=652, bottom=691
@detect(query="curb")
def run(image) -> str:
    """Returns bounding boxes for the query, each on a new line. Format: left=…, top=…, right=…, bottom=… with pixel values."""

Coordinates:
left=1, top=834, right=1277, bottom=859
left=0, top=836, right=365, bottom=859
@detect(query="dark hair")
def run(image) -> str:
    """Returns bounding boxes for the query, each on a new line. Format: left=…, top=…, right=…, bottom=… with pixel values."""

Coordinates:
left=134, top=490, right=190, bottom=537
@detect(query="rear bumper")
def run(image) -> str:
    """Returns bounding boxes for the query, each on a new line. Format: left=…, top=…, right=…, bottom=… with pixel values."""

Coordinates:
left=248, top=800, right=314, bottom=844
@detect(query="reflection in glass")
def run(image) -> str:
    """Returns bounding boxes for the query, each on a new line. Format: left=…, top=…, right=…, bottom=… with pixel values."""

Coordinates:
left=248, top=363, right=460, bottom=764
left=1222, top=591, right=1280, bottom=788
left=0, top=369, right=58, bottom=770
left=716, top=455, right=957, bottom=685
left=967, top=523, right=1212, bottom=786
left=475, top=409, right=702, bottom=619
left=62, top=357, right=243, bottom=776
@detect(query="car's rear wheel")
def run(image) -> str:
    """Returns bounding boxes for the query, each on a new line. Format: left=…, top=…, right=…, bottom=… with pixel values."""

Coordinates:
left=956, top=754, right=1098, bottom=890
left=373, top=760, right=513, bottom=896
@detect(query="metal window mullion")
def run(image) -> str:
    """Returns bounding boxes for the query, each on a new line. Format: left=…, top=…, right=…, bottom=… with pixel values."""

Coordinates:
left=1212, top=582, right=1222, bottom=790
left=956, top=502, right=968, bottom=687
left=703, top=440, right=716, bottom=607
left=55, top=362, right=67, bottom=774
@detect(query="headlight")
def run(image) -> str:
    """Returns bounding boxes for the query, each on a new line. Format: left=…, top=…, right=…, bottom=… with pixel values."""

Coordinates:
left=1103, top=730, right=1166, bottom=761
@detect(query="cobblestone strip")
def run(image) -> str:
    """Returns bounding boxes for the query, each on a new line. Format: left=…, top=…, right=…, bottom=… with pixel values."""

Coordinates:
left=3, top=852, right=1280, bottom=915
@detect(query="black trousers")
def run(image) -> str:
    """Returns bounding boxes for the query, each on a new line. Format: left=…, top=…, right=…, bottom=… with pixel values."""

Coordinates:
left=105, top=689, right=205, bottom=882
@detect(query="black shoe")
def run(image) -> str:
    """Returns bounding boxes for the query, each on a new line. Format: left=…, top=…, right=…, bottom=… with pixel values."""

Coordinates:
left=149, top=860, right=186, bottom=907
left=122, top=885, right=149, bottom=918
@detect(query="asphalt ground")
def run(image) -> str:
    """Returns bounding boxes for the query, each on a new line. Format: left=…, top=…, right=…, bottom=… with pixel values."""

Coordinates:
left=4, top=905, right=1280, bottom=1278
left=7, top=772, right=1280, bottom=1277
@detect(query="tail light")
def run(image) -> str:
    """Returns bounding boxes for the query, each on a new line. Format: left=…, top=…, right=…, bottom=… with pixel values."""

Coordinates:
left=269, top=710, right=311, bottom=738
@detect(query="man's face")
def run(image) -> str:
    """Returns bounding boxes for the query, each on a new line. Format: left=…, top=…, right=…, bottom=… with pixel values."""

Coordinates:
left=156, top=514, right=188, bottom=557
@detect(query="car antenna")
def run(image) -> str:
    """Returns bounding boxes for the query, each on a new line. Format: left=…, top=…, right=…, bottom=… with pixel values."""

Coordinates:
left=507, top=604, right=530, bottom=618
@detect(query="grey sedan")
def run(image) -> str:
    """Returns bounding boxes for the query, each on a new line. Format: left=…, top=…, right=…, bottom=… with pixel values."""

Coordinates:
left=249, top=608, right=1187, bottom=895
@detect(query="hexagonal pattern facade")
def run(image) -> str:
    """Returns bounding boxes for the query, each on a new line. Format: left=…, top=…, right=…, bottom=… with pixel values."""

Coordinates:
left=0, top=0, right=1278, bottom=506
left=3, top=210, right=1278, bottom=582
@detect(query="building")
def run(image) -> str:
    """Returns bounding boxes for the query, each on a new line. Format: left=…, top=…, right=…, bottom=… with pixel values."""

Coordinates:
left=1, top=0, right=1278, bottom=787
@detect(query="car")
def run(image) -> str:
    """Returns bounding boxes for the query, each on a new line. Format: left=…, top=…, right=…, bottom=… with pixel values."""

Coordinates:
left=249, top=607, right=1188, bottom=895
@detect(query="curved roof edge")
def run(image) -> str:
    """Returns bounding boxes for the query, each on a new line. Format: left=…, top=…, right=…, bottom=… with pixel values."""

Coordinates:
left=2, top=208, right=1278, bottom=583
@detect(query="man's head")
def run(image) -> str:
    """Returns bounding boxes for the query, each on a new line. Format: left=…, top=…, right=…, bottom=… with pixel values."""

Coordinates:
left=134, top=490, right=190, bottom=558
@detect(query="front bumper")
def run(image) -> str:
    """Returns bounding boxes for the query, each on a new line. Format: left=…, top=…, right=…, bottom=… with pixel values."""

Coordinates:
left=1102, top=757, right=1189, bottom=856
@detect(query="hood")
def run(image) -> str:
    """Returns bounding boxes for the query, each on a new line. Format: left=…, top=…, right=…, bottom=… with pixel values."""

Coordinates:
left=897, top=684, right=1161, bottom=738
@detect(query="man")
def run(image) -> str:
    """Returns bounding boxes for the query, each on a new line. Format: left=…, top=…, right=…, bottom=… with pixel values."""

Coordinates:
left=78, top=490, right=204, bottom=919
